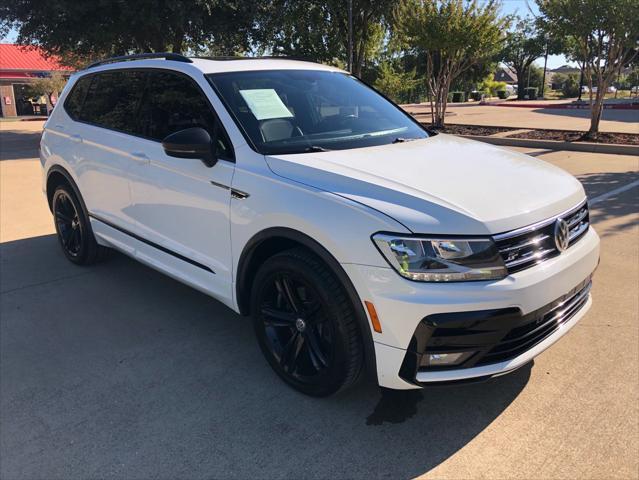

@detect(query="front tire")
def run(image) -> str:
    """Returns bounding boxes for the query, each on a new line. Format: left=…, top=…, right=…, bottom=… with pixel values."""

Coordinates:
left=251, top=248, right=363, bottom=396
left=52, top=185, right=106, bottom=265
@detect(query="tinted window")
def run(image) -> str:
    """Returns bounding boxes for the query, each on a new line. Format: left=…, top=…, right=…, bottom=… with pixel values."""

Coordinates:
left=64, top=76, right=91, bottom=119
left=139, top=71, right=233, bottom=159
left=207, top=70, right=427, bottom=155
left=81, top=70, right=146, bottom=135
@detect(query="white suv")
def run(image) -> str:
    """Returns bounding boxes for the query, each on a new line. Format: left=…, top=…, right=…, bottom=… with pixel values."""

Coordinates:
left=40, top=53, right=600, bottom=396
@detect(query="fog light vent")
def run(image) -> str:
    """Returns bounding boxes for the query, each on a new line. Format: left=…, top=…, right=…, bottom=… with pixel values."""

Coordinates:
left=421, top=351, right=475, bottom=367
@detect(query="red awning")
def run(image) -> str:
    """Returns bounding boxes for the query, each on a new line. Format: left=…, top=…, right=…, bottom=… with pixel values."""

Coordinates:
left=0, top=44, right=73, bottom=72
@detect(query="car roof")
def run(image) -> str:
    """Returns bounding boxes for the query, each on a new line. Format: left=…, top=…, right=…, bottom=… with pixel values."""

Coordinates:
left=79, top=56, right=345, bottom=77
left=190, top=57, right=344, bottom=74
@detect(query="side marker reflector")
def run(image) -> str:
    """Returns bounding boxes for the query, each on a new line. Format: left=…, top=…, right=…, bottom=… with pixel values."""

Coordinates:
left=365, top=301, right=382, bottom=333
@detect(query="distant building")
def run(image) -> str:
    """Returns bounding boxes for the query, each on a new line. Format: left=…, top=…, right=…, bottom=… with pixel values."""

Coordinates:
left=494, top=67, right=518, bottom=84
left=550, top=64, right=581, bottom=75
left=0, top=44, right=73, bottom=117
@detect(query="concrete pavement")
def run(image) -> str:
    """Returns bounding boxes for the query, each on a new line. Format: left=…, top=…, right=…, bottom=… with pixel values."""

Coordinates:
left=1, top=123, right=638, bottom=479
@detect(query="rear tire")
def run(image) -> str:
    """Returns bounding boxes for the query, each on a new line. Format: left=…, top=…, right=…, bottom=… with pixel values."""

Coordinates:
left=52, top=185, right=107, bottom=265
left=250, top=247, right=363, bottom=396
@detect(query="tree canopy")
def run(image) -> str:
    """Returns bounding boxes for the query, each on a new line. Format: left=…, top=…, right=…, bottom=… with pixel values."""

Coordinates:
left=500, top=17, right=546, bottom=99
left=393, top=0, right=508, bottom=126
left=537, top=0, right=639, bottom=136
left=0, top=0, right=260, bottom=65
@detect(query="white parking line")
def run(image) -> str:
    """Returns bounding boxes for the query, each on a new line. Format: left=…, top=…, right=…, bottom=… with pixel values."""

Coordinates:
left=589, top=179, right=639, bottom=206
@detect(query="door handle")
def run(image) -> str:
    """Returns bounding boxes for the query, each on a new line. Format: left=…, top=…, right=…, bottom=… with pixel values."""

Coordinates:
left=70, top=134, right=82, bottom=143
left=130, top=152, right=149, bottom=163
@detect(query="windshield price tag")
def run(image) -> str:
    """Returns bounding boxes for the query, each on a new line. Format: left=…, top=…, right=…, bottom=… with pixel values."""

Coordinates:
left=239, top=89, right=294, bottom=120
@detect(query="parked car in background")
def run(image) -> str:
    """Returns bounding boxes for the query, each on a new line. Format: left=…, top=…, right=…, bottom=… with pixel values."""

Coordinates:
left=40, top=54, right=600, bottom=396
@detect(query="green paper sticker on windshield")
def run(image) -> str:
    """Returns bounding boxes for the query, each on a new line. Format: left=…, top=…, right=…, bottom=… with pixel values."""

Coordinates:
left=239, top=89, right=294, bottom=120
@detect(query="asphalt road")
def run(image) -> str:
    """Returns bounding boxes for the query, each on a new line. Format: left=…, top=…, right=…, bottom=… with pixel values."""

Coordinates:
left=1, top=123, right=638, bottom=479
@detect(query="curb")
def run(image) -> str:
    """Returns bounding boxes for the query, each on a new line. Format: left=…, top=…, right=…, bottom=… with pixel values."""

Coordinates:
left=459, top=134, right=639, bottom=155
left=480, top=101, right=639, bottom=110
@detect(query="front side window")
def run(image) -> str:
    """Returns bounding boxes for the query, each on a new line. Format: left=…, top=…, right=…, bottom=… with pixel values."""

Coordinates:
left=80, top=70, right=146, bottom=135
left=207, top=70, right=428, bottom=155
left=139, top=71, right=233, bottom=160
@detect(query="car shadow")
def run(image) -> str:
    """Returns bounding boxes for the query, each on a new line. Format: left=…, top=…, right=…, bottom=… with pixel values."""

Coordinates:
left=0, top=129, right=42, bottom=161
left=1, top=234, right=531, bottom=479
left=578, top=170, right=639, bottom=237
left=532, top=106, right=639, bottom=124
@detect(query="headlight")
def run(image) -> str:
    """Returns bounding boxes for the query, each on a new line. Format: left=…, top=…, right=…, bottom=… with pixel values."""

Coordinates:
left=372, top=233, right=507, bottom=282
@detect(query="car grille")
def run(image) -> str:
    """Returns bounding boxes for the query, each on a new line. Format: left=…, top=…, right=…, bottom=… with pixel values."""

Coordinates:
left=494, top=201, right=589, bottom=274
left=476, top=280, right=592, bottom=365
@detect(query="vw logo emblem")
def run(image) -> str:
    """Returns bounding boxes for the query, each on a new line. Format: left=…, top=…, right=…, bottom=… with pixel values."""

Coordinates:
left=554, top=218, right=570, bottom=252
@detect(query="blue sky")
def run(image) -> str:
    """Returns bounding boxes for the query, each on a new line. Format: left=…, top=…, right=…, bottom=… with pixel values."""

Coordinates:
left=1, top=0, right=574, bottom=70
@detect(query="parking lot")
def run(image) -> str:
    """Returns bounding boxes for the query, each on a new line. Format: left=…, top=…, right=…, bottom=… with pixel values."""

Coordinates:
left=1, top=122, right=638, bottom=479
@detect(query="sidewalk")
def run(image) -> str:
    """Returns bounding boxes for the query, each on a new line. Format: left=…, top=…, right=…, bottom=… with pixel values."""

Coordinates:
left=403, top=103, right=639, bottom=134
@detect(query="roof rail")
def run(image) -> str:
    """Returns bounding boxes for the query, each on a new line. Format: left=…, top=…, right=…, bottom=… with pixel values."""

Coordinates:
left=86, top=52, right=193, bottom=69
left=192, top=55, right=319, bottom=63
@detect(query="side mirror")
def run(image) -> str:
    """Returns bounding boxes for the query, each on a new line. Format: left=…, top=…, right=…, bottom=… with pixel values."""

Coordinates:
left=161, top=127, right=217, bottom=167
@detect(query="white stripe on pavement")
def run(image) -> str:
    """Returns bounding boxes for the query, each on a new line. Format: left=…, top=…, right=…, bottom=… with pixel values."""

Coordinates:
left=589, top=179, right=639, bottom=206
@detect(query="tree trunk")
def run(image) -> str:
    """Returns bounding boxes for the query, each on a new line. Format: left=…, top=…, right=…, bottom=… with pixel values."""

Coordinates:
left=586, top=81, right=606, bottom=138
left=515, top=66, right=526, bottom=99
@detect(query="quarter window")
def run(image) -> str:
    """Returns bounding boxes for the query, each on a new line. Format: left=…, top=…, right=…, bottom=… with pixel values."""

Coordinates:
left=63, top=76, right=91, bottom=120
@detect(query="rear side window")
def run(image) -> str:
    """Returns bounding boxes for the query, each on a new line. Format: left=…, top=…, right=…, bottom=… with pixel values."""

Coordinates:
left=80, top=70, right=147, bottom=135
left=139, top=71, right=233, bottom=159
left=64, top=76, right=91, bottom=120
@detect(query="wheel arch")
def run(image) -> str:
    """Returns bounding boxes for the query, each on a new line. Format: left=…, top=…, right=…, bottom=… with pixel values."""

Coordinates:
left=236, top=227, right=377, bottom=383
left=46, top=165, right=90, bottom=221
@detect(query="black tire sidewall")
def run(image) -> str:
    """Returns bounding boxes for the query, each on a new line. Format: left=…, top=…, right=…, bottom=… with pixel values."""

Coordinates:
left=52, top=186, right=91, bottom=264
left=250, top=252, right=360, bottom=396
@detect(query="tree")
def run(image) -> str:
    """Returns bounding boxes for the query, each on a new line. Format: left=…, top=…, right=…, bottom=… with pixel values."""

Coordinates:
left=373, top=61, right=420, bottom=103
left=256, top=0, right=394, bottom=77
left=27, top=73, right=68, bottom=113
left=500, top=17, right=546, bottom=99
left=0, top=0, right=260, bottom=66
left=394, top=0, right=508, bottom=127
left=537, top=0, right=639, bottom=138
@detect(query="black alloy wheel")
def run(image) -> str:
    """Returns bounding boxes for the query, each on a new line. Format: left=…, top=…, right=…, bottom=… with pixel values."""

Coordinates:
left=51, top=185, right=106, bottom=265
left=251, top=248, right=363, bottom=396
left=54, top=189, right=83, bottom=258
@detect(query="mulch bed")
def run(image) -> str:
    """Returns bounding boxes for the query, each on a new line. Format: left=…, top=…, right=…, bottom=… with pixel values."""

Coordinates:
left=429, top=124, right=513, bottom=136
left=507, top=129, right=639, bottom=146
left=424, top=123, right=639, bottom=145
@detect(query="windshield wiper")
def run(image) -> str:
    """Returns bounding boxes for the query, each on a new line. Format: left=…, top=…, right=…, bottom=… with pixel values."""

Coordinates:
left=392, top=137, right=419, bottom=144
left=302, top=145, right=332, bottom=152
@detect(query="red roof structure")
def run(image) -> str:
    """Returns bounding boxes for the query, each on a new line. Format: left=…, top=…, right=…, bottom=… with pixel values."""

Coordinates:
left=0, top=44, right=72, bottom=71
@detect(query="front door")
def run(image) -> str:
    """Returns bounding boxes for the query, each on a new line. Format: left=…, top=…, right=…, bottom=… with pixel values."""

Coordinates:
left=127, top=69, right=236, bottom=303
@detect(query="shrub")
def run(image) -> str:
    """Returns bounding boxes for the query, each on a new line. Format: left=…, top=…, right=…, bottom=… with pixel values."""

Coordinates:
left=561, top=73, right=581, bottom=98
left=451, top=91, right=465, bottom=103
left=478, top=77, right=507, bottom=97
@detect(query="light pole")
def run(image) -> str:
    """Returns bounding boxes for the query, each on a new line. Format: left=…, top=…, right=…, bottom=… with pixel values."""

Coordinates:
left=347, top=0, right=353, bottom=73
left=541, top=41, right=549, bottom=98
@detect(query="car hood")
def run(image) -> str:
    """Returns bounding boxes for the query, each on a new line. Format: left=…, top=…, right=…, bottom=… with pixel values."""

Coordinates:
left=264, top=134, right=585, bottom=235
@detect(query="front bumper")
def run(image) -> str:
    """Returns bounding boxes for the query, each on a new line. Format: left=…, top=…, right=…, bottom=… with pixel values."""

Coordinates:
left=343, top=227, right=600, bottom=390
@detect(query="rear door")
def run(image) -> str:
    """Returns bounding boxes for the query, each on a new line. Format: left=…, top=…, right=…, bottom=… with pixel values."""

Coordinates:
left=127, top=69, right=235, bottom=302
left=71, top=69, right=147, bottom=236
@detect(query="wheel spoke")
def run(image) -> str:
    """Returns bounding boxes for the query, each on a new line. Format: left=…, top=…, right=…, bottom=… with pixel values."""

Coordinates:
left=70, top=228, right=81, bottom=251
left=55, top=211, right=73, bottom=224
left=275, top=276, right=300, bottom=313
left=61, top=227, right=73, bottom=248
left=280, top=331, right=302, bottom=372
left=304, top=329, right=328, bottom=369
left=261, top=307, right=296, bottom=327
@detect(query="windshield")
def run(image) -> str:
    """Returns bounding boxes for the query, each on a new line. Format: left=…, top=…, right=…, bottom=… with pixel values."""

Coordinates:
left=206, top=70, right=428, bottom=155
